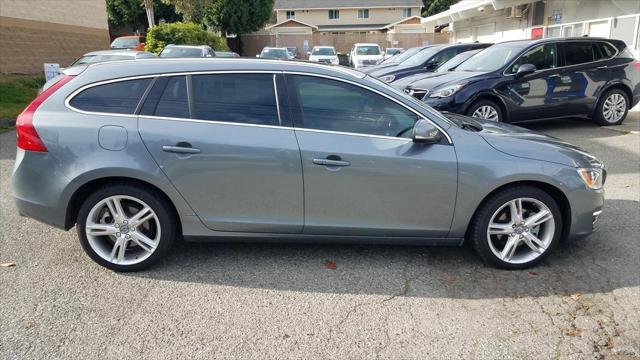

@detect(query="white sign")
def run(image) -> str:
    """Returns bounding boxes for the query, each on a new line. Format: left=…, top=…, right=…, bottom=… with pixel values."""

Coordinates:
left=44, top=63, right=61, bottom=81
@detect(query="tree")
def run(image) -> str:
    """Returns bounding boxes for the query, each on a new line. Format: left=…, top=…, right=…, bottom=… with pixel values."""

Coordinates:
left=162, top=0, right=212, bottom=24
left=424, top=0, right=459, bottom=17
left=206, top=0, right=274, bottom=35
left=106, top=0, right=181, bottom=31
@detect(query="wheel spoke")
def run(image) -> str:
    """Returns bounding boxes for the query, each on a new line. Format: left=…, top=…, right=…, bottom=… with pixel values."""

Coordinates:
left=523, top=233, right=546, bottom=253
left=509, top=199, right=523, bottom=223
left=500, top=235, right=519, bottom=261
left=525, top=209, right=552, bottom=227
left=130, top=232, right=156, bottom=253
left=129, top=206, right=153, bottom=228
left=106, top=197, right=125, bottom=220
left=110, top=238, right=127, bottom=263
left=489, top=222, right=513, bottom=235
left=86, top=223, right=118, bottom=236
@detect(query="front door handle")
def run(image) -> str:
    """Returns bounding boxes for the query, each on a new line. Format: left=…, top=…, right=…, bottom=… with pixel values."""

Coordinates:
left=313, top=156, right=350, bottom=167
left=162, top=142, right=201, bottom=154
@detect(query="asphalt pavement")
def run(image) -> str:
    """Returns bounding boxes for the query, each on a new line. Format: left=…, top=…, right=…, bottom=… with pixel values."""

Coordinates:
left=1, top=114, right=639, bottom=359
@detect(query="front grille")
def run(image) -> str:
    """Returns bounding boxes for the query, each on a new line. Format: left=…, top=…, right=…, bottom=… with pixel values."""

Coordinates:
left=362, top=60, right=378, bottom=65
left=318, top=59, right=331, bottom=64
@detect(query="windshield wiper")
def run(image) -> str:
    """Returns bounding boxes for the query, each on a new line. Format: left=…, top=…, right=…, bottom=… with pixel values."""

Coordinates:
left=440, top=111, right=483, bottom=131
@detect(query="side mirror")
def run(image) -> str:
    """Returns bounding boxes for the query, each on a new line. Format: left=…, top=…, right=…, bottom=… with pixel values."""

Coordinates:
left=412, top=119, right=442, bottom=144
left=426, top=61, right=439, bottom=69
left=516, top=63, right=536, bottom=78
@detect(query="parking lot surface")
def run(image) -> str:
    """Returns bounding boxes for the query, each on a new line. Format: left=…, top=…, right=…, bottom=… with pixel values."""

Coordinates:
left=1, top=114, right=639, bottom=359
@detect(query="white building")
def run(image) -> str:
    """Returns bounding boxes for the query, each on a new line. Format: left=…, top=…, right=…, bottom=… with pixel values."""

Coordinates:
left=423, top=0, right=640, bottom=57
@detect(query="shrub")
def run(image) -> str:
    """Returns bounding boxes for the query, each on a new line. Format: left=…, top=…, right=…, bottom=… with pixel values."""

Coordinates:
left=145, top=22, right=228, bottom=54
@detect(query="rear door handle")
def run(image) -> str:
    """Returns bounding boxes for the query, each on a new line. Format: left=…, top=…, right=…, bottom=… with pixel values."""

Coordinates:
left=313, top=158, right=350, bottom=167
left=162, top=143, right=201, bottom=154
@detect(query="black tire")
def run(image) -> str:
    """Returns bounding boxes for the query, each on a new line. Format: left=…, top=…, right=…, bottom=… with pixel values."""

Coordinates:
left=593, top=88, right=629, bottom=126
left=466, top=99, right=504, bottom=122
left=76, top=183, right=176, bottom=272
left=468, top=185, right=563, bottom=270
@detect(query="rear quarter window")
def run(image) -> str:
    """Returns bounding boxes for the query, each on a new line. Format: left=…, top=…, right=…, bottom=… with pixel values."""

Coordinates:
left=69, top=78, right=151, bottom=114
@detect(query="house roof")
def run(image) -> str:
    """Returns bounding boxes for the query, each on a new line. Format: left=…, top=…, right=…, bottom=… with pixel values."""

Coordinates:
left=266, top=18, right=319, bottom=30
left=317, top=23, right=389, bottom=31
left=274, top=0, right=422, bottom=10
left=383, top=15, right=423, bottom=29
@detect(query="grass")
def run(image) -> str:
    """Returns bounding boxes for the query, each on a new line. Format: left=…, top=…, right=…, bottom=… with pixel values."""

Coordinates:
left=0, top=74, right=45, bottom=120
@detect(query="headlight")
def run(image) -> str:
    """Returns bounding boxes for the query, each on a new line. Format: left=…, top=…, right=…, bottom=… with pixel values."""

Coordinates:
left=428, top=84, right=463, bottom=98
left=331, top=58, right=339, bottom=64
left=379, top=74, right=396, bottom=83
left=578, top=167, right=604, bottom=190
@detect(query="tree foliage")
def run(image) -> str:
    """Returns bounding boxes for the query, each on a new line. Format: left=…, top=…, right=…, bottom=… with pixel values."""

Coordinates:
left=106, top=0, right=181, bottom=30
left=162, top=0, right=213, bottom=24
left=206, top=0, right=274, bottom=35
left=423, top=0, right=459, bottom=17
left=145, top=22, right=228, bottom=54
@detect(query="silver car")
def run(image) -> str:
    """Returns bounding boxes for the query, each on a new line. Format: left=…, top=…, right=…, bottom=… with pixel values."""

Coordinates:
left=12, top=58, right=605, bottom=271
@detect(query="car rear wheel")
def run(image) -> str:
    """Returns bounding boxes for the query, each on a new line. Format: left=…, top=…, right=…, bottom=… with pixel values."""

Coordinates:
left=594, top=89, right=629, bottom=126
left=76, top=184, right=176, bottom=272
left=468, top=186, right=562, bottom=269
left=467, top=100, right=503, bottom=122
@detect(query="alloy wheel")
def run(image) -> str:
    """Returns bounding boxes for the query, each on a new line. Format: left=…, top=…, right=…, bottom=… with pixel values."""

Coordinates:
left=85, top=195, right=161, bottom=266
left=486, top=197, right=555, bottom=264
left=602, top=93, right=626, bottom=123
left=472, top=105, right=500, bottom=121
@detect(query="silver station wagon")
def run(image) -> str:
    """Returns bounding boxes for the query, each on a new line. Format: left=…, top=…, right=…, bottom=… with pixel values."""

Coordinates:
left=12, top=59, right=605, bottom=271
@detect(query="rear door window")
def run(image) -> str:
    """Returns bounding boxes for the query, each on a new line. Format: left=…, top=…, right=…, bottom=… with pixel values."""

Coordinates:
left=593, top=42, right=617, bottom=60
left=69, top=78, right=151, bottom=114
left=562, top=42, right=594, bottom=66
left=191, top=74, right=279, bottom=126
left=154, top=76, right=189, bottom=118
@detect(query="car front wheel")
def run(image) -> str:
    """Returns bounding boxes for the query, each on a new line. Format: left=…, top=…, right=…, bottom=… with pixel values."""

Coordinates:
left=76, top=183, right=176, bottom=272
left=468, top=186, right=562, bottom=269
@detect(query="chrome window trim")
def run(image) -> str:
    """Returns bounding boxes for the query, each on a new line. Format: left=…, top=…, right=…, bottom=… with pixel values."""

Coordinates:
left=502, top=40, right=621, bottom=76
left=273, top=74, right=282, bottom=126
left=65, top=70, right=452, bottom=144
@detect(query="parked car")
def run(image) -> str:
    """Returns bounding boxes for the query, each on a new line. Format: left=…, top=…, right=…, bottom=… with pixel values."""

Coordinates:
left=382, top=47, right=404, bottom=61
left=286, top=47, right=300, bottom=59
left=364, top=43, right=492, bottom=83
left=40, top=50, right=157, bottom=92
left=13, top=58, right=606, bottom=271
left=376, top=46, right=423, bottom=65
left=307, top=46, right=339, bottom=65
left=110, top=35, right=146, bottom=51
left=257, top=47, right=290, bottom=59
left=398, top=37, right=639, bottom=125
left=214, top=51, right=240, bottom=58
left=391, top=49, right=483, bottom=88
left=160, top=45, right=216, bottom=58
left=349, top=43, right=383, bottom=69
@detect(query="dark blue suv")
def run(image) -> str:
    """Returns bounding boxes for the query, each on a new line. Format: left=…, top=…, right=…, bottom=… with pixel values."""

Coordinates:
left=362, top=43, right=491, bottom=83
left=393, top=37, right=640, bottom=125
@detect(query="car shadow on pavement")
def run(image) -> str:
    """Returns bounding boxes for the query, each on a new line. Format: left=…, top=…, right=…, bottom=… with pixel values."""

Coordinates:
left=128, top=198, right=640, bottom=300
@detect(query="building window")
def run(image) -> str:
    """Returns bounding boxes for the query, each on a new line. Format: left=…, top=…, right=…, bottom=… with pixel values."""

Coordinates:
left=358, top=9, right=369, bottom=19
left=402, top=8, right=412, bottom=18
left=286, top=11, right=295, bottom=19
left=328, top=10, right=339, bottom=19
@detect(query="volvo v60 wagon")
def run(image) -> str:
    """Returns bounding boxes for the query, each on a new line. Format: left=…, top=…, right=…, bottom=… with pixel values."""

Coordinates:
left=13, top=59, right=606, bottom=271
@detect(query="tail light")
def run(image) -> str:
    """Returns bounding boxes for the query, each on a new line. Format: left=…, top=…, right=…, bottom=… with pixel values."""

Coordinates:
left=16, top=75, right=75, bottom=152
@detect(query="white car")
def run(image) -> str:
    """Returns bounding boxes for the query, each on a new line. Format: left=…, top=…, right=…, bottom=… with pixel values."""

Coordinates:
left=349, top=43, right=383, bottom=69
left=308, top=46, right=339, bottom=65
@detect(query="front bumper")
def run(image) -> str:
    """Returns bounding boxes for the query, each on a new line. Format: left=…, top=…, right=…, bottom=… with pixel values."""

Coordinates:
left=566, top=186, right=605, bottom=240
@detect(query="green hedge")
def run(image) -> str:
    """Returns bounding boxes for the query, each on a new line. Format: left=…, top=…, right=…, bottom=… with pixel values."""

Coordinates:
left=145, top=22, right=228, bottom=54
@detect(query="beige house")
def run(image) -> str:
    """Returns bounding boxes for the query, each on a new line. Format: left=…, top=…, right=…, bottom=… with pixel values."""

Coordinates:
left=269, top=0, right=426, bottom=34
left=0, top=0, right=110, bottom=74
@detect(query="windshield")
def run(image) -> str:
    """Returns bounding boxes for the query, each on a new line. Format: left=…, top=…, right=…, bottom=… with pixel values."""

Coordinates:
left=435, top=50, right=479, bottom=72
left=400, top=46, right=443, bottom=66
left=71, top=54, right=131, bottom=66
left=261, top=48, right=289, bottom=58
left=386, top=48, right=401, bottom=55
left=382, top=47, right=420, bottom=64
left=160, top=47, right=203, bottom=58
left=456, top=46, right=521, bottom=72
left=312, top=47, right=336, bottom=56
left=356, top=46, right=381, bottom=55
left=111, top=38, right=139, bottom=48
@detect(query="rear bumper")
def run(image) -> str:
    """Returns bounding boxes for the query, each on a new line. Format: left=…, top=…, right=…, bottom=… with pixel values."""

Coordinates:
left=12, top=149, right=70, bottom=230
